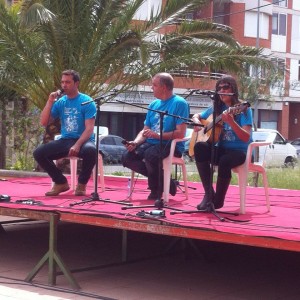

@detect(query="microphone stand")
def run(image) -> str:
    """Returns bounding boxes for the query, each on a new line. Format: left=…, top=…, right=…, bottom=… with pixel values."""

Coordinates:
left=170, top=91, right=238, bottom=221
left=111, top=98, right=190, bottom=212
left=171, top=90, right=204, bottom=193
left=70, top=93, right=132, bottom=207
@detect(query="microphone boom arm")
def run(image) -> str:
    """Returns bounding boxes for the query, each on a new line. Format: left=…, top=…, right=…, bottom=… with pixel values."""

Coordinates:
left=111, top=98, right=197, bottom=124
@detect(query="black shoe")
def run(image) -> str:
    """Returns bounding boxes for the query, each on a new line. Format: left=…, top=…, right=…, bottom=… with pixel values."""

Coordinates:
left=197, top=195, right=210, bottom=210
left=147, top=191, right=162, bottom=200
left=169, top=179, right=177, bottom=196
left=197, top=191, right=215, bottom=210
left=213, top=199, right=224, bottom=209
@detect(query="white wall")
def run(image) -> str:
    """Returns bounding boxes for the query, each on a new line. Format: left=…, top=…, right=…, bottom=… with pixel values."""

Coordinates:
left=133, top=0, right=162, bottom=21
left=289, top=59, right=300, bottom=97
left=244, top=11, right=269, bottom=39
left=293, top=0, right=300, bottom=11
left=271, top=34, right=287, bottom=52
left=291, top=15, right=300, bottom=54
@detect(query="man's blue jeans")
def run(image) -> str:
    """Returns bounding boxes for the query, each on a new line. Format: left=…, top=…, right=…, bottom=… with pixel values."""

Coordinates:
left=33, top=138, right=96, bottom=185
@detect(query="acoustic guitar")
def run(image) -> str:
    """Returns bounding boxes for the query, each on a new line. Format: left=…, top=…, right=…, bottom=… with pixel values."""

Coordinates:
left=188, top=102, right=250, bottom=157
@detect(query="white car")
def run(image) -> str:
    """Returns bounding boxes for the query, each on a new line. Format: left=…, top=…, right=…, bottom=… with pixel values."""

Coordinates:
left=290, top=138, right=300, bottom=157
left=252, top=129, right=297, bottom=168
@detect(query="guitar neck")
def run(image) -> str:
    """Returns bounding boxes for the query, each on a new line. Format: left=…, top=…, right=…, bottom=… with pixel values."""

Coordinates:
left=205, top=114, right=222, bottom=133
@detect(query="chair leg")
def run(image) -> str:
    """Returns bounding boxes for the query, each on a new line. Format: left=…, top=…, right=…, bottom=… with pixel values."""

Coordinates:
left=261, top=171, right=270, bottom=211
left=237, top=170, right=247, bottom=214
left=91, top=155, right=105, bottom=192
left=98, top=154, right=105, bottom=192
left=129, top=171, right=135, bottom=198
left=163, top=160, right=171, bottom=203
left=70, top=159, right=77, bottom=191
left=181, top=163, right=189, bottom=200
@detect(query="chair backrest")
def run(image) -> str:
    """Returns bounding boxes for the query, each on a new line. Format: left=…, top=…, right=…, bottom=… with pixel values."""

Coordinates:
left=185, top=128, right=193, bottom=139
left=167, top=128, right=193, bottom=162
left=94, top=126, right=109, bottom=137
left=246, top=141, right=271, bottom=168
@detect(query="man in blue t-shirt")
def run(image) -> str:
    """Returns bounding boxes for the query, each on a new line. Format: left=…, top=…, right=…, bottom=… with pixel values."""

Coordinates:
left=122, top=73, right=189, bottom=201
left=34, top=70, right=97, bottom=196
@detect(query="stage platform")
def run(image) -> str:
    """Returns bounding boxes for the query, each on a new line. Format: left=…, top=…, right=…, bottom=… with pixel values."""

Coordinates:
left=0, top=174, right=299, bottom=289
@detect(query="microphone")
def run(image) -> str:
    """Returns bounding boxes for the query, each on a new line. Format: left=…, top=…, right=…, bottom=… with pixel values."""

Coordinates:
left=189, top=89, right=235, bottom=96
left=217, top=92, right=235, bottom=96
left=184, top=121, right=204, bottom=127
left=57, top=89, right=64, bottom=96
left=54, top=89, right=64, bottom=101
left=194, top=90, right=216, bottom=96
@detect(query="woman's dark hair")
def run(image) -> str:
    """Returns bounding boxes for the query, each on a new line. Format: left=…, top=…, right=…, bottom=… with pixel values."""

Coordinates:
left=214, top=75, right=239, bottom=115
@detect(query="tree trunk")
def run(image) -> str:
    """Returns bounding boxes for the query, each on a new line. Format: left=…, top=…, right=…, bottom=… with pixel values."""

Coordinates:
left=0, top=103, right=7, bottom=169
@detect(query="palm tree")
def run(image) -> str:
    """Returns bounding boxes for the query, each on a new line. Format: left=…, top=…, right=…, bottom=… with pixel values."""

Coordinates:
left=0, top=0, right=275, bottom=110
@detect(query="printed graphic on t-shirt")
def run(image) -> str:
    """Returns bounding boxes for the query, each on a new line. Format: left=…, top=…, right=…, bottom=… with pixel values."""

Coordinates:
left=222, top=124, right=235, bottom=142
left=152, top=112, right=161, bottom=134
left=64, top=107, right=79, bottom=132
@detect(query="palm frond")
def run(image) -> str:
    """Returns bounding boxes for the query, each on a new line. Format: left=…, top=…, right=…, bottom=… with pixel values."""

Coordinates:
left=0, top=0, right=277, bottom=109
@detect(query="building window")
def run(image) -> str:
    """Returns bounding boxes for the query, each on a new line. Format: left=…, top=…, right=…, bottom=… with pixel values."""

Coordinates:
left=245, top=64, right=266, bottom=80
left=272, top=0, right=288, bottom=7
left=260, top=110, right=278, bottom=130
left=272, top=13, right=287, bottom=36
left=244, top=12, right=269, bottom=39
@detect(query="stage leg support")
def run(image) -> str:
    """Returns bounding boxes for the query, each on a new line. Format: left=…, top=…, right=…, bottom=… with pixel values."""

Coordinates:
left=122, top=230, right=128, bottom=263
left=25, top=213, right=80, bottom=290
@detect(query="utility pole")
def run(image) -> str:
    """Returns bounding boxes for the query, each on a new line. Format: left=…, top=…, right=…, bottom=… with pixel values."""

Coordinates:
left=253, top=0, right=261, bottom=186
left=254, top=0, right=260, bottom=131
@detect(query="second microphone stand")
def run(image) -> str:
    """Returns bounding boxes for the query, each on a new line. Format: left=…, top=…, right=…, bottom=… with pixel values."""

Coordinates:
left=112, top=98, right=188, bottom=212
left=170, top=91, right=238, bottom=221
left=70, top=94, right=132, bottom=208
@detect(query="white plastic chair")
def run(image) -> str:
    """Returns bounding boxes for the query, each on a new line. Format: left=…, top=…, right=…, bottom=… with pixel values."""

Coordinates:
left=96, top=126, right=109, bottom=136
left=53, top=126, right=109, bottom=192
left=232, top=141, right=271, bottom=214
left=130, top=129, right=192, bottom=202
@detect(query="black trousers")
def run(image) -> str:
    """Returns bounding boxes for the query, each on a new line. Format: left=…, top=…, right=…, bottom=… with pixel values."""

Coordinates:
left=194, top=142, right=246, bottom=179
left=122, top=142, right=181, bottom=192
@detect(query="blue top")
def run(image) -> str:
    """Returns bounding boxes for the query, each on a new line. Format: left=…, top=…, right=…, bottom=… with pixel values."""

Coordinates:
left=51, top=93, right=96, bottom=141
left=200, top=103, right=253, bottom=153
left=144, top=94, right=189, bottom=153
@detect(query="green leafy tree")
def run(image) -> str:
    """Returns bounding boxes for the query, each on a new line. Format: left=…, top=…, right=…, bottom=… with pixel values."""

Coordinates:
left=0, top=87, right=43, bottom=170
left=0, top=0, right=276, bottom=170
left=0, top=0, right=275, bottom=107
left=238, top=65, right=285, bottom=130
left=0, top=87, right=17, bottom=169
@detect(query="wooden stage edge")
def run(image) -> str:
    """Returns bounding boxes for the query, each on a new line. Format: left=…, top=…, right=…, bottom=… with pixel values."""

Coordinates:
left=1, top=207, right=299, bottom=253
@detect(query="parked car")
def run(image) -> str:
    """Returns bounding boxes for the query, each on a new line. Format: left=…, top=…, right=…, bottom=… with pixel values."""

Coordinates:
left=290, top=138, right=300, bottom=158
left=98, top=135, right=126, bottom=164
left=252, top=129, right=297, bottom=168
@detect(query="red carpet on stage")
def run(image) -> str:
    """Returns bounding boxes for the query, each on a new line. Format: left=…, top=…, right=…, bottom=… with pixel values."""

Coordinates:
left=1, top=175, right=299, bottom=245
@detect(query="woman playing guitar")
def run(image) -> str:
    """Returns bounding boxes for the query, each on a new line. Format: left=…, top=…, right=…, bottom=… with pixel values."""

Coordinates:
left=191, top=75, right=253, bottom=210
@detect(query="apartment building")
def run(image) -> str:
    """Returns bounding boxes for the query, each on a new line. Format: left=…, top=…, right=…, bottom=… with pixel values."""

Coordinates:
left=4, top=0, right=300, bottom=140
left=200, top=0, right=300, bottom=140
left=99, top=0, right=300, bottom=141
